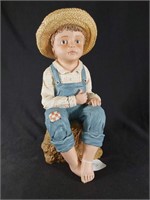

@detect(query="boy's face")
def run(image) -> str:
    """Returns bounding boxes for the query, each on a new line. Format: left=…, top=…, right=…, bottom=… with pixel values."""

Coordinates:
left=52, top=30, right=85, bottom=62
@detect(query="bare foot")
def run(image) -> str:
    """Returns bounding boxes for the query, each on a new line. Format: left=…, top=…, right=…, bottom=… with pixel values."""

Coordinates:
left=81, top=159, right=95, bottom=183
left=69, top=161, right=81, bottom=177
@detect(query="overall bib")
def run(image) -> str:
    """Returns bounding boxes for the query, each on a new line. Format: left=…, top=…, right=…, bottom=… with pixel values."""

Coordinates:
left=45, top=64, right=106, bottom=152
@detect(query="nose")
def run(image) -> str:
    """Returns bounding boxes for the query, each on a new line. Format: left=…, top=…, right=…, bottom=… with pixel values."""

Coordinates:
left=69, top=41, right=75, bottom=48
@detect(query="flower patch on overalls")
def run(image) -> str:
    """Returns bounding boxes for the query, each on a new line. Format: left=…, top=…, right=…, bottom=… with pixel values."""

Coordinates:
left=49, top=111, right=61, bottom=122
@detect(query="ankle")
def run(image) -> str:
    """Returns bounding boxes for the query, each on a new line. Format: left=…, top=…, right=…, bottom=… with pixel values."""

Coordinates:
left=69, top=160, right=80, bottom=170
left=82, top=159, right=93, bottom=164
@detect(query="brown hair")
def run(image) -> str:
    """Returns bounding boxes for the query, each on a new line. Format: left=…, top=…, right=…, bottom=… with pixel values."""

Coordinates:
left=50, top=24, right=86, bottom=46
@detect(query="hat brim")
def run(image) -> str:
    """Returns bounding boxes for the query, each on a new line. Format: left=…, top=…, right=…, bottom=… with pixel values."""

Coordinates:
left=36, top=8, right=97, bottom=59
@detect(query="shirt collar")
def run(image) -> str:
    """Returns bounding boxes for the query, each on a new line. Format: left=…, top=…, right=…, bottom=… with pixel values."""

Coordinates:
left=52, top=60, right=83, bottom=74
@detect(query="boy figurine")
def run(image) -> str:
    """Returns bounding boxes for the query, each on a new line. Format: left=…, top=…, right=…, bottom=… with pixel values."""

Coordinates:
left=36, top=8, right=106, bottom=183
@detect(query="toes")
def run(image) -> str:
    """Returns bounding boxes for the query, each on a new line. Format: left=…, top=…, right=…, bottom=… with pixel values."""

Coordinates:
left=88, top=173, right=95, bottom=182
left=81, top=177, right=84, bottom=183
left=81, top=175, right=87, bottom=183
left=81, top=173, right=95, bottom=183
left=91, top=173, right=95, bottom=181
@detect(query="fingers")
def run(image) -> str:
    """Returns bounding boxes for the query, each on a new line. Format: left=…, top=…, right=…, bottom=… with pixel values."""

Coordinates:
left=87, top=98, right=101, bottom=106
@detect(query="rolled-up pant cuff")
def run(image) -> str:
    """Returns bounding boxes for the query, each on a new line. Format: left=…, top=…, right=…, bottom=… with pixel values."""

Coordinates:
left=51, top=134, right=75, bottom=153
left=81, top=131, right=105, bottom=147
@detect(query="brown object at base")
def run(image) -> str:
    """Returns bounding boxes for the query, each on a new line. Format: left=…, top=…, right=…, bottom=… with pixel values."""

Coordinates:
left=41, top=121, right=103, bottom=164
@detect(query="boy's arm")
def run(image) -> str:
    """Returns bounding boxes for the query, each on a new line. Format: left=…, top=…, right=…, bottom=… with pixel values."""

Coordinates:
left=41, top=68, right=77, bottom=109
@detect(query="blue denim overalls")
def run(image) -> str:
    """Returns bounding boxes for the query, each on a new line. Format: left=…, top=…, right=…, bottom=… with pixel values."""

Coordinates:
left=45, top=64, right=106, bottom=152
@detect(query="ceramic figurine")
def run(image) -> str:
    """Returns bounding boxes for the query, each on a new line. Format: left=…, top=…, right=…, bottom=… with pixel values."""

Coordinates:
left=36, top=8, right=106, bottom=183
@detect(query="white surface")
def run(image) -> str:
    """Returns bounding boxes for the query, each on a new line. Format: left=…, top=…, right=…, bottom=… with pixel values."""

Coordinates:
left=92, top=159, right=107, bottom=171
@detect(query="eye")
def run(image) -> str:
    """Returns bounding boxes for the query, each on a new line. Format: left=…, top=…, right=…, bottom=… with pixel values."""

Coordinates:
left=60, top=40, right=68, bottom=45
left=75, top=40, right=81, bottom=44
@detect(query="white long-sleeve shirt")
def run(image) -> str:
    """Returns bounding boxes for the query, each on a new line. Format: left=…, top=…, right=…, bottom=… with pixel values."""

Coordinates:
left=41, top=60, right=100, bottom=109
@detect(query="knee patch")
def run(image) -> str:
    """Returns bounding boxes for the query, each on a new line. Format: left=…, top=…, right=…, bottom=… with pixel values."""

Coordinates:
left=49, top=111, right=61, bottom=122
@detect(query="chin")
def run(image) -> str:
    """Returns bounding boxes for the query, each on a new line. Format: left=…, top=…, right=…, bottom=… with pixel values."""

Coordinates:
left=66, top=55, right=78, bottom=60
left=69, top=57, right=80, bottom=62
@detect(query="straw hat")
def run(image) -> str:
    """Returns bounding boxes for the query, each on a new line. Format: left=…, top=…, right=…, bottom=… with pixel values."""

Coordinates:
left=36, top=8, right=97, bottom=59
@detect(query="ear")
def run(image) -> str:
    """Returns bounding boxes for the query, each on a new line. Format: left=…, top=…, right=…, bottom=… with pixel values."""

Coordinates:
left=52, top=47, right=57, bottom=58
left=51, top=46, right=55, bottom=53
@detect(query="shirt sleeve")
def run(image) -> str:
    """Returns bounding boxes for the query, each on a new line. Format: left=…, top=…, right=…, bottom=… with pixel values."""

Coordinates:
left=41, top=68, right=77, bottom=109
left=84, top=65, right=101, bottom=100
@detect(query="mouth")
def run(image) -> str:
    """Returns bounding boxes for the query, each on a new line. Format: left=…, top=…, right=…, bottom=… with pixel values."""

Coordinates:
left=68, top=51, right=77, bottom=55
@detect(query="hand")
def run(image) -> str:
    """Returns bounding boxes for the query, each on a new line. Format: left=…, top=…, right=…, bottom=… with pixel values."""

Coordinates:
left=75, top=90, right=88, bottom=105
left=87, top=97, right=101, bottom=107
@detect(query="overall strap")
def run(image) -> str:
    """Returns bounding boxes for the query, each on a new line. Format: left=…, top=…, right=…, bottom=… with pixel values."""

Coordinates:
left=50, top=64, right=61, bottom=84
left=81, top=65, right=86, bottom=83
